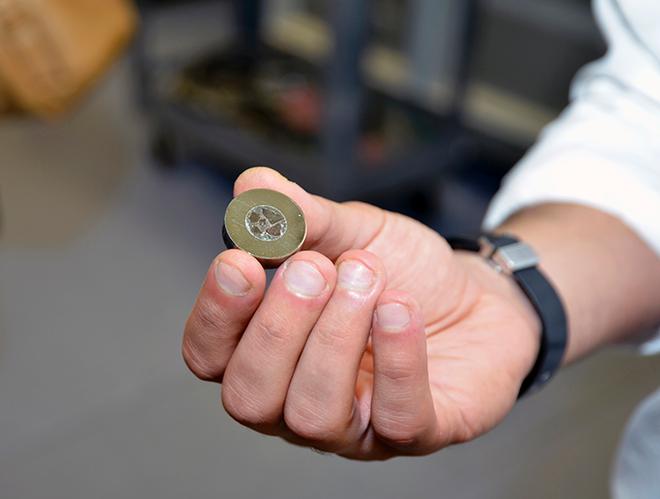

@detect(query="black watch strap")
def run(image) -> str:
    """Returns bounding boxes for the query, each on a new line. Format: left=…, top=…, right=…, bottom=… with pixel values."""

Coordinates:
left=447, top=234, right=568, bottom=398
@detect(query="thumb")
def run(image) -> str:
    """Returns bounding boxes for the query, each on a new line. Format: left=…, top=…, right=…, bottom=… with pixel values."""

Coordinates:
left=233, top=167, right=385, bottom=260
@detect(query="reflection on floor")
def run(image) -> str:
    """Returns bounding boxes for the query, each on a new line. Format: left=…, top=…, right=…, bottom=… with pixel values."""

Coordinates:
left=1, top=60, right=659, bottom=499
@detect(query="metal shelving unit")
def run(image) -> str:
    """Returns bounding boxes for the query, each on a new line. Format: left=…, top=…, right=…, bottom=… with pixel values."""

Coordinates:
left=133, top=0, right=603, bottom=201
left=134, top=0, right=477, bottom=200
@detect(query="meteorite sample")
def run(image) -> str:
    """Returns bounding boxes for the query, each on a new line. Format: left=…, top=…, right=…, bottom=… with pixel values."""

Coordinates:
left=223, top=188, right=306, bottom=267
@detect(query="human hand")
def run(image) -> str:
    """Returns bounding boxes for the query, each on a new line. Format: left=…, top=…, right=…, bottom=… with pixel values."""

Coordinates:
left=183, top=167, right=540, bottom=460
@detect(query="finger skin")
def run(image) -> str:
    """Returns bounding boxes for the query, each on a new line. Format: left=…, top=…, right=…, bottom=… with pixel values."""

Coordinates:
left=370, top=290, right=439, bottom=454
left=283, top=250, right=386, bottom=452
left=234, top=166, right=386, bottom=260
left=221, top=252, right=336, bottom=432
left=182, top=249, right=266, bottom=382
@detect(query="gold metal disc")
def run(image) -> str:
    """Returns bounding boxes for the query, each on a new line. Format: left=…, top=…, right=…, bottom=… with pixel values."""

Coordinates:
left=223, top=189, right=307, bottom=267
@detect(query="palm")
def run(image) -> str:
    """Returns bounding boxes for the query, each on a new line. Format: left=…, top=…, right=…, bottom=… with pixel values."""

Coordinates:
left=351, top=210, right=538, bottom=450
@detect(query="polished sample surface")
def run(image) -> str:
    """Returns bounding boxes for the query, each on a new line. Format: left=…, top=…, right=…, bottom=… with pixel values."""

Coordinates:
left=223, top=188, right=306, bottom=267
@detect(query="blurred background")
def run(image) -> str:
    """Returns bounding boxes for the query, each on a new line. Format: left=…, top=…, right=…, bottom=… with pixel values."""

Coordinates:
left=1, top=1, right=659, bottom=498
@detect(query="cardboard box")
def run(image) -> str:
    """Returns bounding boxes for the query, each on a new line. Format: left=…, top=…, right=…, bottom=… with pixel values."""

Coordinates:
left=0, top=0, right=137, bottom=117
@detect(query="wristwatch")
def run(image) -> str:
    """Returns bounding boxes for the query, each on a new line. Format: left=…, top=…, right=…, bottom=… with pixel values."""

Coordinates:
left=446, top=234, right=568, bottom=398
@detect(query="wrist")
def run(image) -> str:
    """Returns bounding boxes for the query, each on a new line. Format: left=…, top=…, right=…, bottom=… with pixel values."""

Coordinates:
left=455, top=251, right=542, bottom=383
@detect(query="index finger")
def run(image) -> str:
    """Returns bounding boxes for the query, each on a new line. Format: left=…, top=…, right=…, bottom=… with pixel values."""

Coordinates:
left=182, top=249, right=266, bottom=382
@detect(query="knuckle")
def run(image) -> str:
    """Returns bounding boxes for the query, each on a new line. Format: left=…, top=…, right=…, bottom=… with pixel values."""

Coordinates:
left=372, top=416, right=426, bottom=449
left=181, top=336, right=224, bottom=382
left=221, top=379, right=278, bottom=426
left=192, top=302, right=231, bottom=337
left=379, top=360, right=418, bottom=384
left=343, top=202, right=386, bottom=227
left=252, top=315, right=292, bottom=348
left=314, top=323, right=350, bottom=353
left=283, top=403, right=346, bottom=444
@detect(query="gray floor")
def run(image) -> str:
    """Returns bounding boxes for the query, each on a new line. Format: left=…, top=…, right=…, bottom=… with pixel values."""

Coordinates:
left=1, top=61, right=659, bottom=499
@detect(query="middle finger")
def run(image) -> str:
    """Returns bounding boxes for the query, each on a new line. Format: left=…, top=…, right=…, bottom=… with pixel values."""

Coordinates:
left=284, top=250, right=386, bottom=451
left=221, top=251, right=336, bottom=433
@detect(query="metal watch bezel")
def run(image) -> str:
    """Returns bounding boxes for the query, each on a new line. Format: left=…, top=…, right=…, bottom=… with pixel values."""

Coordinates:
left=478, top=236, right=539, bottom=274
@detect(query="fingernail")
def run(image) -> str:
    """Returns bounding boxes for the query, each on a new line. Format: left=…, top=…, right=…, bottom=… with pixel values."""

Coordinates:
left=284, top=260, right=327, bottom=297
left=338, top=260, right=375, bottom=292
left=215, top=261, right=251, bottom=296
left=376, top=302, right=410, bottom=332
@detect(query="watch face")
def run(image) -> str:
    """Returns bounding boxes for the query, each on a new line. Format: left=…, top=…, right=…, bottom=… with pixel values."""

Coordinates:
left=223, top=189, right=306, bottom=267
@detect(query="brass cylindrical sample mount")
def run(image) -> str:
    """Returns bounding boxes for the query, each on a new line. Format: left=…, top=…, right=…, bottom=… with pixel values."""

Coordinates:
left=223, top=189, right=307, bottom=268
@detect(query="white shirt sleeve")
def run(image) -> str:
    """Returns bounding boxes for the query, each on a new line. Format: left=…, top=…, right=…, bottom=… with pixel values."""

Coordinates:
left=483, top=0, right=660, bottom=352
